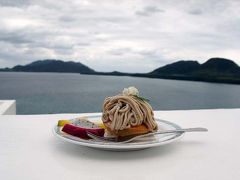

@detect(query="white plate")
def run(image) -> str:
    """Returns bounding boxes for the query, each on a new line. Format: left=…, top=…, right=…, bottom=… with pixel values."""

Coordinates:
left=53, top=115, right=184, bottom=151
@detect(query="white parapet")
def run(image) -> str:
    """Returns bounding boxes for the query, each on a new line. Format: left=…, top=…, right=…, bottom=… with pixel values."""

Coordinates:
left=0, top=100, right=16, bottom=115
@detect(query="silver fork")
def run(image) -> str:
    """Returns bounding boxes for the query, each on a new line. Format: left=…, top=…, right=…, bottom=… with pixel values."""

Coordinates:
left=87, top=127, right=208, bottom=143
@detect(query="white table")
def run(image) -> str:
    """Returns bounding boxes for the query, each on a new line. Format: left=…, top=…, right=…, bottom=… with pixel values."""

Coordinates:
left=0, top=109, right=240, bottom=180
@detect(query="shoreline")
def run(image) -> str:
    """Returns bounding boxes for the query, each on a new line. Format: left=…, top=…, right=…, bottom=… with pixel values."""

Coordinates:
left=1, top=71, right=240, bottom=85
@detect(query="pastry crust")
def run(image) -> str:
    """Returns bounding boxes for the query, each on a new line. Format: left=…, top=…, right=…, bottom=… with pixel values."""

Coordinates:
left=104, top=123, right=156, bottom=137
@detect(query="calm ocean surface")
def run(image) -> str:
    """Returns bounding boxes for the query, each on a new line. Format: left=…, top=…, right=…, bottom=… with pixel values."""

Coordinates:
left=1, top=72, right=240, bottom=114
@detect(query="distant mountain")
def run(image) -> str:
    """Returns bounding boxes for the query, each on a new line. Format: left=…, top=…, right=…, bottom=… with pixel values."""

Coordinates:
left=146, top=57, right=240, bottom=84
left=150, top=60, right=200, bottom=75
left=194, top=58, right=240, bottom=76
left=1, top=57, right=240, bottom=84
left=10, top=59, right=95, bottom=74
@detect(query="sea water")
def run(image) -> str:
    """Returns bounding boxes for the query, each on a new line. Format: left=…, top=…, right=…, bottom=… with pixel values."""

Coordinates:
left=0, top=72, right=240, bottom=114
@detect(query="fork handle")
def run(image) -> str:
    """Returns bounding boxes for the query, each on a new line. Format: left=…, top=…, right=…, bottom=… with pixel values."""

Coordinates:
left=155, top=127, right=208, bottom=135
left=116, top=127, right=208, bottom=143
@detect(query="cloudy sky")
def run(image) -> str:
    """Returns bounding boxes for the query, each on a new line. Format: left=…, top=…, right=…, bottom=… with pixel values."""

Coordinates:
left=0, top=0, right=239, bottom=72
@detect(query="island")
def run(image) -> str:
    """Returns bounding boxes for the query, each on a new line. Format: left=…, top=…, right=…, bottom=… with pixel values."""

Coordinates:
left=1, top=57, right=240, bottom=84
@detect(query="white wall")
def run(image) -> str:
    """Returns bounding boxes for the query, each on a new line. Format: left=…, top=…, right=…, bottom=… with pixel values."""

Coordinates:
left=0, top=100, right=16, bottom=115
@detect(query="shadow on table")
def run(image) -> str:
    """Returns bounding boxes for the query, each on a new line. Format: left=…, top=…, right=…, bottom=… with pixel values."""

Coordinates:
left=50, top=137, right=206, bottom=162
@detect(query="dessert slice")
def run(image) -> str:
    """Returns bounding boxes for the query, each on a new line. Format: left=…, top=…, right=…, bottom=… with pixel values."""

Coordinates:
left=102, top=86, right=158, bottom=137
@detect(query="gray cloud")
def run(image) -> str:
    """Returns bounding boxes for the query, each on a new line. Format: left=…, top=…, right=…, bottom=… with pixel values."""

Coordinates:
left=58, top=15, right=76, bottom=22
left=0, top=0, right=239, bottom=72
left=0, top=0, right=30, bottom=7
left=108, top=48, right=132, bottom=56
left=135, top=6, right=164, bottom=16
left=0, top=31, right=33, bottom=44
left=188, top=9, right=203, bottom=15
